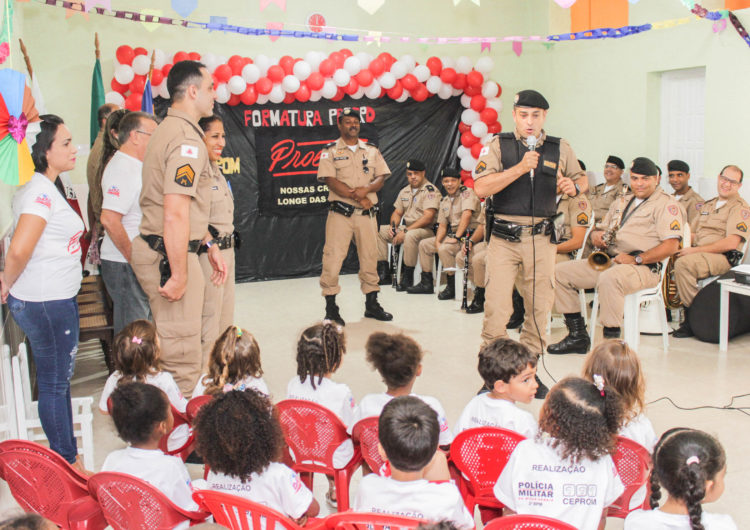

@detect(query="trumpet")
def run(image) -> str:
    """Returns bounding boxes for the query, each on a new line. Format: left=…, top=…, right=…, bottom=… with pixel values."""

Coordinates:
left=588, top=226, right=618, bottom=271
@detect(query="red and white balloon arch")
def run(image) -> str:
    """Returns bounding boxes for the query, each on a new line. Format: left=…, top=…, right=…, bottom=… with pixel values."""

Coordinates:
left=107, top=46, right=503, bottom=183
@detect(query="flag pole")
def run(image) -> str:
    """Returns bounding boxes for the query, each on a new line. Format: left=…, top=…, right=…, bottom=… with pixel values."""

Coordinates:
left=19, top=38, right=33, bottom=79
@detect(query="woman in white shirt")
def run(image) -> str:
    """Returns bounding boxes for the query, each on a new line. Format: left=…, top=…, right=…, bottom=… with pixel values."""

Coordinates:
left=1, top=115, right=84, bottom=469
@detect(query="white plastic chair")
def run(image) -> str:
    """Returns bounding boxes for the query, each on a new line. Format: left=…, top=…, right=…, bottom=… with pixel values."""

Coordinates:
left=11, top=343, right=95, bottom=469
left=0, top=345, right=18, bottom=440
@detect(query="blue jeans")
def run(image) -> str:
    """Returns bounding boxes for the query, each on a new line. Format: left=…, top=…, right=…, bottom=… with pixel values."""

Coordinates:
left=101, top=259, right=152, bottom=334
left=7, top=294, right=79, bottom=463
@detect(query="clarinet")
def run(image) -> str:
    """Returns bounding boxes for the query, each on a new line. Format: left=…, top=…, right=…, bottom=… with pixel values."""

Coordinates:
left=390, top=223, right=398, bottom=288
left=461, top=229, right=473, bottom=310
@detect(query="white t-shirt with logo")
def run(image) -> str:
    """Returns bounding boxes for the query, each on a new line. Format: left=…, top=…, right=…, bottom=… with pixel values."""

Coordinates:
left=349, top=392, right=454, bottom=446
left=100, top=151, right=143, bottom=263
left=454, top=394, right=538, bottom=438
left=193, top=373, right=270, bottom=398
left=101, top=446, right=198, bottom=511
left=619, top=413, right=658, bottom=454
left=625, top=508, right=737, bottom=530
left=10, top=173, right=83, bottom=301
left=203, top=463, right=313, bottom=521
left=353, top=474, right=474, bottom=529
left=285, top=375, right=355, bottom=468
left=494, top=438, right=625, bottom=530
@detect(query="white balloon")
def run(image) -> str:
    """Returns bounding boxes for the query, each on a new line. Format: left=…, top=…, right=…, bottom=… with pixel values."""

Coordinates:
left=486, top=98, right=502, bottom=112
left=413, top=64, right=430, bottom=83
left=482, top=133, right=494, bottom=145
left=457, top=145, right=469, bottom=159
left=281, top=75, right=301, bottom=93
left=456, top=56, right=473, bottom=74
left=321, top=80, right=337, bottom=99
left=228, top=75, right=247, bottom=95
left=159, top=82, right=170, bottom=99
left=152, top=49, right=167, bottom=70
left=460, top=94, right=472, bottom=108
left=242, top=63, right=261, bottom=84
left=441, top=56, right=456, bottom=69
left=292, top=60, right=312, bottom=81
left=400, top=54, right=416, bottom=71
left=378, top=72, right=396, bottom=89
left=390, top=61, right=407, bottom=79
left=355, top=52, right=372, bottom=69
left=132, top=55, right=150, bottom=76
left=438, top=83, right=453, bottom=99
left=481, top=82, right=499, bottom=99
left=304, top=51, right=322, bottom=71
left=365, top=80, right=381, bottom=99
left=309, top=90, right=322, bottom=102
left=460, top=156, right=478, bottom=172
left=396, top=91, right=409, bottom=103
left=452, top=87, right=463, bottom=96
left=333, top=69, right=351, bottom=87
left=471, top=121, right=488, bottom=138
left=254, top=54, right=271, bottom=76
left=461, top=108, right=480, bottom=125
left=202, top=52, right=218, bottom=73
left=105, top=91, right=125, bottom=106
left=425, top=76, right=442, bottom=94
left=257, top=93, right=269, bottom=105
left=215, top=84, right=231, bottom=104
left=269, top=85, right=285, bottom=104
left=114, top=64, right=135, bottom=85
left=352, top=87, right=365, bottom=100
left=475, top=56, right=494, bottom=74
left=216, top=56, right=228, bottom=67
left=343, top=56, right=362, bottom=76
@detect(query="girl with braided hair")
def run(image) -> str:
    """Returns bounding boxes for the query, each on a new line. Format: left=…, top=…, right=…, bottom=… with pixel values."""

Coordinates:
left=625, top=428, right=735, bottom=530
left=193, top=325, right=268, bottom=397
left=286, top=320, right=354, bottom=507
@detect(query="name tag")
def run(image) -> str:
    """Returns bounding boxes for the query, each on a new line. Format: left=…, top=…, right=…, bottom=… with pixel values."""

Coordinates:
left=544, top=160, right=557, bottom=169
left=333, top=156, right=348, bottom=161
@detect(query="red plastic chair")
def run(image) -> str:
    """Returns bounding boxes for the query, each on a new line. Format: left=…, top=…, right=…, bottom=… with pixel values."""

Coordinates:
left=483, top=514, right=577, bottom=530
left=449, top=427, right=526, bottom=517
left=0, top=439, right=106, bottom=530
left=351, top=416, right=386, bottom=475
left=275, top=399, right=363, bottom=512
left=193, top=489, right=325, bottom=530
left=324, top=511, right=427, bottom=530
left=607, top=436, right=653, bottom=518
left=186, top=394, right=213, bottom=423
left=87, top=471, right=209, bottom=529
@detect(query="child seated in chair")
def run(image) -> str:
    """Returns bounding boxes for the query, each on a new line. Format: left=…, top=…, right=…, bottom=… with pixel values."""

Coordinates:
left=353, top=396, right=474, bottom=529
left=454, top=338, right=538, bottom=438
left=102, top=382, right=198, bottom=511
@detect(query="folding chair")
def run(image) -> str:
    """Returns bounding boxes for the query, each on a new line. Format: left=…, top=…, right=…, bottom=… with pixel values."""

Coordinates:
left=607, top=436, right=652, bottom=519
left=483, top=514, right=577, bottom=530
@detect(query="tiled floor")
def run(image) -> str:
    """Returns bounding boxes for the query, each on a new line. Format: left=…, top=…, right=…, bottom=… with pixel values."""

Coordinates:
left=4, top=273, right=749, bottom=528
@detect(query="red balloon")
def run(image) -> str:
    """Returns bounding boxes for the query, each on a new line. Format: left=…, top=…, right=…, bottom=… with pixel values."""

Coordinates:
left=161, top=63, right=173, bottom=77
left=116, top=45, right=135, bottom=66
left=470, top=142, right=483, bottom=159
left=133, top=47, right=148, bottom=57
left=355, top=69, right=374, bottom=87
left=124, top=92, right=142, bottom=111
left=227, top=94, right=241, bottom=106
left=480, top=107, right=498, bottom=124
left=256, top=77, right=273, bottom=95
left=244, top=57, right=254, bottom=65
left=188, top=52, right=201, bottom=61
left=460, top=131, right=479, bottom=148
left=331, top=87, right=345, bottom=101
left=345, top=79, right=359, bottom=95
left=319, top=59, right=335, bottom=77
left=463, top=176, right=475, bottom=188
left=240, top=85, right=258, bottom=105
left=488, top=122, right=502, bottom=134
left=129, top=75, right=146, bottom=95
left=267, top=65, right=284, bottom=83
left=460, top=170, right=472, bottom=181
left=412, top=84, right=428, bottom=102
left=463, top=84, right=481, bottom=97
left=466, top=70, right=484, bottom=88
left=386, top=82, right=403, bottom=100
left=376, top=52, right=391, bottom=65
left=212, top=74, right=220, bottom=87
left=279, top=55, right=295, bottom=75
left=329, top=51, right=345, bottom=68
left=307, top=72, right=325, bottom=91
left=470, top=95, right=487, bottom=112
left=426, top=57, right=442, bottom=76
left=284, top=93, right=296, bottom=104
left=458, top=122, right=470, bottom=134
left=111, top=78, right=129, bottom=94
left=173, top=51, right=189, bottom=64
left=496, top=83, right=502, bottom=97
left=228, top=55, right=245, bottom=76
left=452, top=73, right=467, bottom=90
left=440, top=68, right=456, bottom=84
left=368, top=58, right=385, bottom=77
left=401, top=74, right=418, bottom=92
left=149, top=70, right=164, bottom=87
left=295, top=84, right=311, bottom=103
left=340, top=48, right=354, bottom=58
left=214, top=64, right=232, bottom=83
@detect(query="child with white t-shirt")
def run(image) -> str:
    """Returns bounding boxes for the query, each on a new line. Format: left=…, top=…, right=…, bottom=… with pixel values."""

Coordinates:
left=193, top=325, right=269, bottom=397
left=625, top=428, right=736, bottom=530
left=286, top=320, right=355, bottom=506
left=454, top=338, right=539, bottom=438
left=353, top=396, right=474, bottom=529
left=194, top=389, right=319, bottom=525
left=582, top=339, right=657, bottom=452
left=101, top=383, right=198, bottom=512
left=494, top=377, right=626, bottom=530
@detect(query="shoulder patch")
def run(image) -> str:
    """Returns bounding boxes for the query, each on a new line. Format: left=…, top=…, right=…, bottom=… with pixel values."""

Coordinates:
left=475, top=161, right=487, bottom=174
left=578, top=200, right=587, bottom=210
left=670, top=220, right=681, bottom=231
left=180, top=144, right=199, bottom=159
left=320, top=152, right=329, bottom=159
left=667, top=205, right=678, bottom=216
left=425, top=184, right=436, bottom=192
left=461, top=190, right=471, bottom=198
left=695, top=202, right=703, bottom=211
left=576, top=212, right=589, bottom=225
left=741, top=209, right=750, bottom=220
left=737, top=222, right=748, bottom=233
left=175, top=164, right=196, bottom=187
left=479, top=146, right=490, bottom=157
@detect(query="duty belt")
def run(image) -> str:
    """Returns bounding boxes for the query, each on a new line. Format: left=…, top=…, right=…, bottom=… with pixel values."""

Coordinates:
left=140, top=234, right=202, bottom=254
left=329, top=200, right=379, bottom=217
left=490, top=218, right=550, bottom=242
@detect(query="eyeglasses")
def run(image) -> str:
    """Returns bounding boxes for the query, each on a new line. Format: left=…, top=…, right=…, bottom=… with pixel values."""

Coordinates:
left=719, top=174, right=741, bottom=186
left=135, top=130, right=153, bottom=136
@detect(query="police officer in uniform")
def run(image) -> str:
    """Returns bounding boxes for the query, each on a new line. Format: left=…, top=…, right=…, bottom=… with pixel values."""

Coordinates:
left=549, top=157, right=683, bottom=354
left=409, top=167, right=481, bottom=297
left=588, top=156, right=629, bottom=224
left=131, top=61, right=227, bottom=395
left=555, top=188, right=593, bottom=262
left=473, top=90, right=586, bottom=396
left=317, top=107, right=392, bottom=326
left=376, top=160, right=440, bottom=291
left=668, top=159, right=704, bottom=225
left=673, top=165, right=749, bottom=338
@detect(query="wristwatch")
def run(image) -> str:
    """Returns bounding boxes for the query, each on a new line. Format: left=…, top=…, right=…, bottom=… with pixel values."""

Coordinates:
left=573, top=183, right=581, bottom=197
left=634, top=254, right=643, bottom=265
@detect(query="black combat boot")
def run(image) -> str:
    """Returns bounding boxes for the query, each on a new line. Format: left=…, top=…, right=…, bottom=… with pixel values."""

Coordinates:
left=466, top=287, right=485, bottom=313
left=364, top=292, right=393, bottom=321
left=534, top=375, right=549, bottom=399
left=547, top=313, right=590, bottom=354
left=437, top=274, right=455, bottom=300
left=377, top=261, right=391, bottom=285
left=396, top=266, right=415, bottom=292
left=324, top=295, right=345, bottom=327
left=603, top=326, right=621, bottom=339
left=506, top=288, right=525, bottom=329
left=673, top=306, right=694, bottom=338
left=407, top=272, right=434, bottom=294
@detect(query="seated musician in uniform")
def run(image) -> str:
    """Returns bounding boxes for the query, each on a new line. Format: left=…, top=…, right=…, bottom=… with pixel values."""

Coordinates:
left=673, top=165, right=749, bottom=338
left=548, top=157, right=683, bottom=354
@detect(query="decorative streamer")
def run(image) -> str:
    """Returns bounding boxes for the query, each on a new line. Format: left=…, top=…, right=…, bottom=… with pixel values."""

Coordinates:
left=0, top=0, right=11, bottom=66
left=728, top=11, right=750, bottom=47
left=678, top=0, right=750, bottom=48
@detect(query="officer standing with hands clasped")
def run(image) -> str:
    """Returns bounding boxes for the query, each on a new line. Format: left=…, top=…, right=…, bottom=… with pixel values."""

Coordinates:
left=473, top=90, right=587, bottom=398
left=317, top=107, right=393, bottom=326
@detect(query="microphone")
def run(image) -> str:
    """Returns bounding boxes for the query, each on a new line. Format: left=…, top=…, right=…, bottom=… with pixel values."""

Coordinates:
left=526, top=134, right=538, bottom=181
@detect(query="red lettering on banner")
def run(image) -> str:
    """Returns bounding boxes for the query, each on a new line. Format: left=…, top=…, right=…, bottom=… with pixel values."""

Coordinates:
left=268, top=139, right=327, bottom=176
left=312, top=111, right=322, bottom=126
left=261, top=109, right=270, bottom=127
left=366, top=107, right=376, bottom=123
left=244, top=110, right=252, bottom=127
left=280, top=112, right=290, bottom=127
left=241, top=108, right=373, bottom=128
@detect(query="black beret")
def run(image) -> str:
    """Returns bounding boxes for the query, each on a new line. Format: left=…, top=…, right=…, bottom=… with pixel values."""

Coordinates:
left=337, top=107, right=359, bottom=122
left=667, top=159, right=690, bottom=173
left=606, top=155, right=625, bottom=170
left=440, top=167, right=461, bottom=179
left=630, top=157, right=658, bottom=177
left=513, top=90, right=549, bottom=110
left=578, top=159, right=586, bottom=171
left=406, top=159, right=426, bottom=172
